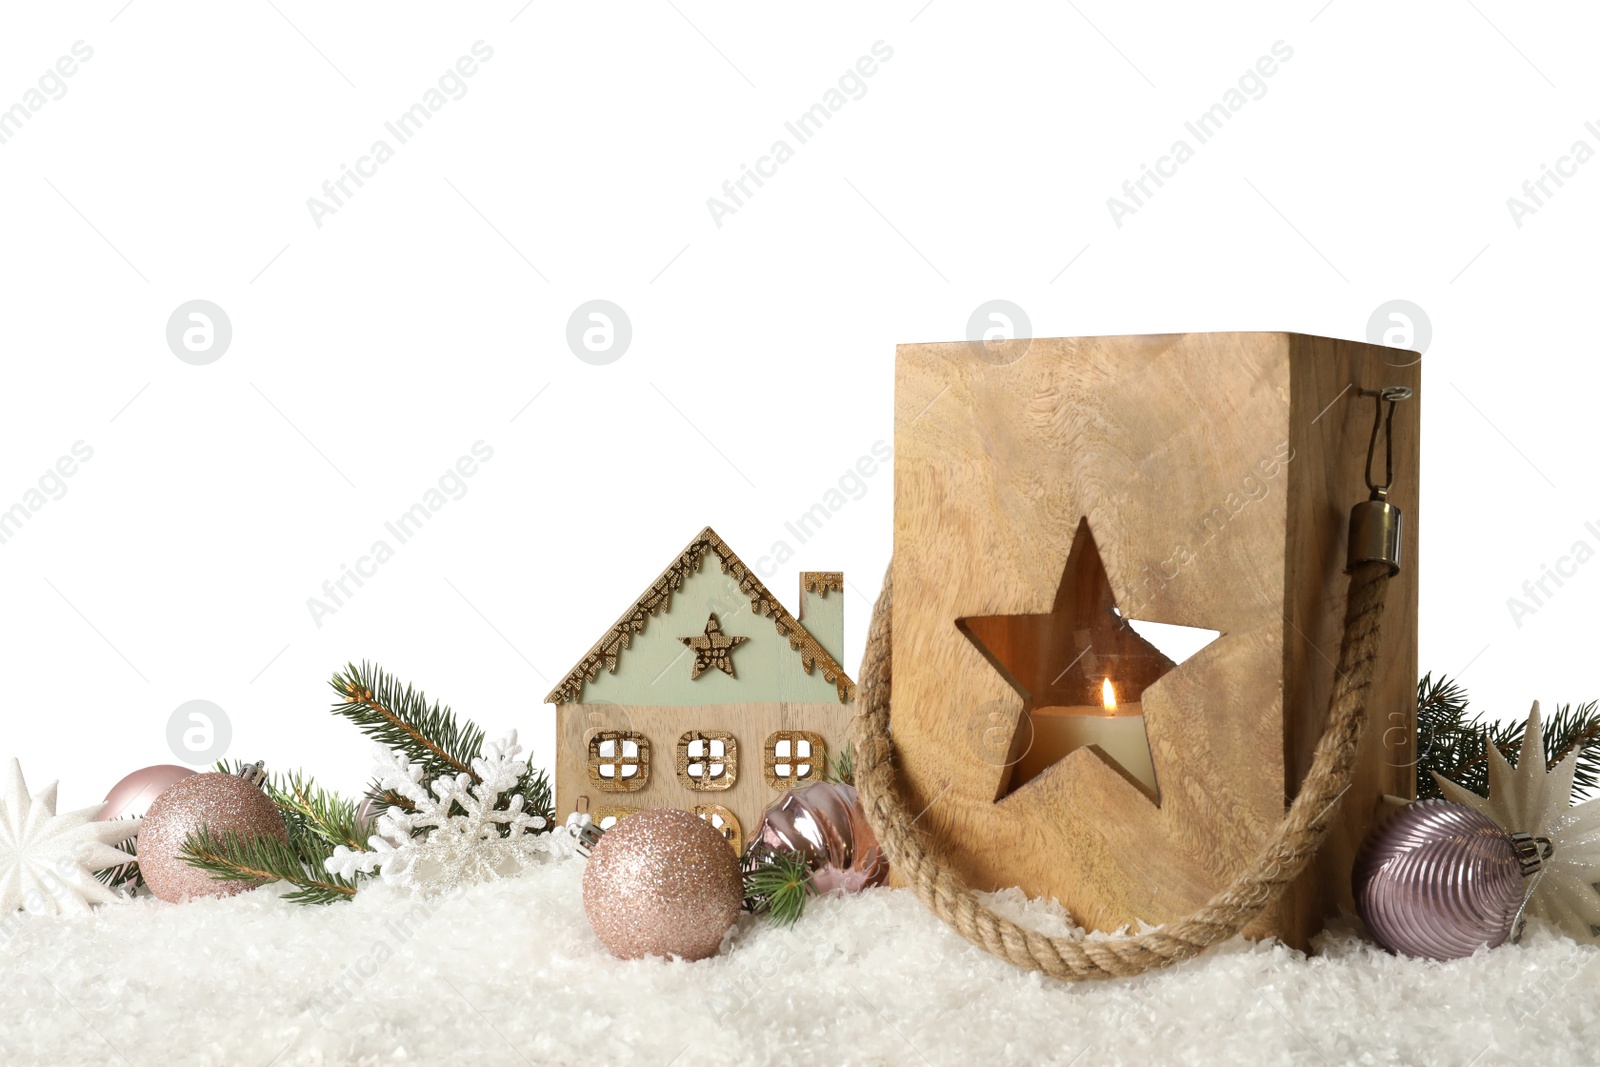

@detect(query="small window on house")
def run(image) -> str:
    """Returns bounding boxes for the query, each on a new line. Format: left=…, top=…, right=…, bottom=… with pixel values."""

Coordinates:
left=763, top=730, right=826, bottom=789
left=676, top=731, right=738, bottom=791
left=588, top=731, right=650, bottom=792
left=693, top=804, right=742, bottom=853
left=592, top=805, right=640, bottom=830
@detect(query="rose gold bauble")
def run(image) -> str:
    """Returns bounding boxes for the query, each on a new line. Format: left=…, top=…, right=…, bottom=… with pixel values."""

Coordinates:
left=136, top=772, right=288, bottom=903
left=97, top=764, right=197, bottom=884
left=748, top=781, right=888, bottom=893
left=582, top=808, right=743, bottom=960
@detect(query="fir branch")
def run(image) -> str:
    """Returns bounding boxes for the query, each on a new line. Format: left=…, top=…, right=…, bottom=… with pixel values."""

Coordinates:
left=515, top=760, right=555, bottom=831
left=181, top=670, right=553, bottom=904
left=277, top=770, right=370, bottom=851
left=742, top=845, right=816, bottom=925
left=94, top=862, right=142, bottom=890
left=824, top=741, right=855, bottom=786
left=329, top=662, right=484, bottom=782
left=215, top=762, right=370, bottom=853
left=1415, top=672, right=1520, bottom=799
left=1416, top=673, right=1600, bottom=800
left=329, top=666, right=554, bottom=835
left=366, top=784, right=414, bottom=817
left=179, top=827, right=359, bottom=906
left=1545, top=699, right=1600, bottom=797
left=210, top=762, right=370, bottom=899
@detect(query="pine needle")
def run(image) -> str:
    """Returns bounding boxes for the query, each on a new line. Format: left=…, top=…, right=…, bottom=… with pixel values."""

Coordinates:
left=336, top=665, right=554, bottom=834
left=824, top=742, right=855, bottom=786
left=1544, top=699, right=1600, bottom=797
left=329, top=662, right=484, bottom=782
left=179, top=827, right=360, bottom=906
left=216, top=762, right=371, bottom=853
left=93, top=862, right=142, bottom=890
left=1416, top=672, right=1600, bottom=800
left=515, top=760, right=555, bottom=831
left=275, top=768, right=370, bottom=851
left=742, top=845, right=816, bottom=925
left=172, top=666, right=557, bottom=908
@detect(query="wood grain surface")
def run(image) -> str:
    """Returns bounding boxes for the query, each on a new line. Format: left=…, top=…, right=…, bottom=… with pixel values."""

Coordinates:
left=890, top=333, right=1419, bottom=948
left=557, top=702, right=855, bottom=847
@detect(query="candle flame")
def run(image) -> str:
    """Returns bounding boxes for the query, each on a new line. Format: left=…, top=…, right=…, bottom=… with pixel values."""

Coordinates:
left=1102, top=677, right=1117, bottom=713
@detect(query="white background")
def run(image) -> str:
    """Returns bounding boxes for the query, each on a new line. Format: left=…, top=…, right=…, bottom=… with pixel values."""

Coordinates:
left=1, top=1, right=1596, bottom=811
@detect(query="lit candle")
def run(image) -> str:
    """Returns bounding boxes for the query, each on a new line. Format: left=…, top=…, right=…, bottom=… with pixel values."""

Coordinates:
left=1009, top=678, right=1158, bottom=795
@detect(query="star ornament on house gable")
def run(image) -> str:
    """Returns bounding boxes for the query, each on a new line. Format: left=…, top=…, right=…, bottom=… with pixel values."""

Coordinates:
left=958, top=518, right=1220, bottom=803
left=681, top=613, right=749, bottom=680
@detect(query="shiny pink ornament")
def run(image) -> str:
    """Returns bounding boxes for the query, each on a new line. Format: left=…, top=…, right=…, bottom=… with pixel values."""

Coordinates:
left=97, top=764, right=197, bottom=884
left=101, top=765, right=196, bottom=822
left=135, top=772, right=288, bottom=903
left=583, top=808, right=743, bottom=960
left=748, top=781, right=888, bottom=893
left=1353, top=798, right=1537, bottom=960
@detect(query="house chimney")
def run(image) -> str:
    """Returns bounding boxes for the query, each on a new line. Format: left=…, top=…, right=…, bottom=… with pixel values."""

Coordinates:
left=798, top=572, right=844, bottom=665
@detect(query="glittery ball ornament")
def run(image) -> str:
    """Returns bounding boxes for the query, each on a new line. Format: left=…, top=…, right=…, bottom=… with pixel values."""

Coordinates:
left=748, top=781, right=888, bottom=893
left=97, top=764, right=196, bottom=885
left=1353, top=798, right=1543, bottom=960
left=136, top=772, right=288, bottom=903
left=582, top=808, right=743, bottom=960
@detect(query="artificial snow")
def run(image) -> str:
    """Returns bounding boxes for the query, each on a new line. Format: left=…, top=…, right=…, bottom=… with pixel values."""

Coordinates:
left=2, top=856, right=1597, bottom=1066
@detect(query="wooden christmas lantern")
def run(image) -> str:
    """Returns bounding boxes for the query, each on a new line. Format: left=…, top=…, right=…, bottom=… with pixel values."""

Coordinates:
left=888, top=332, right=1419, bottom=948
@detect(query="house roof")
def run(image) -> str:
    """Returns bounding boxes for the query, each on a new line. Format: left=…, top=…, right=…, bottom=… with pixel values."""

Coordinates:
left=543, top=526, right=857, bottom=705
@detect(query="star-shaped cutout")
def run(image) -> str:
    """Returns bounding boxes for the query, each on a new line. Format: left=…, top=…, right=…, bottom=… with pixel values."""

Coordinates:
left=958, top=518, right=1218, bottom=800
left=680, top=613, right=749, bottom=679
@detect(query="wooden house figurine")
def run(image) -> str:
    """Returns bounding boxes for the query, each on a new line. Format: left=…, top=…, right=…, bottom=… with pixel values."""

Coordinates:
left=545, top=526, right=857, bottom=851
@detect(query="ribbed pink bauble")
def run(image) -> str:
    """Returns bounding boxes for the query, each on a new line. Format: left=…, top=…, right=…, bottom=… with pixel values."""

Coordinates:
left=583, top=808, right=743, bottom=960
left=1353, top=799, right=1537, bottom=960
left=136, top=772, right=288, bottom=903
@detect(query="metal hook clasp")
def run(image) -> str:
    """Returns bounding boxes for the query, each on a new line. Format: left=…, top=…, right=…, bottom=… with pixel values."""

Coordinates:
left=1358, top=386, right=1412, bottom=502
left=1348, top=386, right=1412, bottom=575
left=1510, top=833, right=1555, bottom=944
left=235, top=760, right=268, bottom=788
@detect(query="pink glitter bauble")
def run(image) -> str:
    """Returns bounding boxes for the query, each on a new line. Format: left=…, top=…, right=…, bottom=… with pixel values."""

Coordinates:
left=748, top=781, right=888, bottom=894
left=582, top=808, right=743, bottom=960
left=1353, top=799, right=1530, bottom=960
left=97, top=764, right=197, bottom=884
left=136, top=772, right=288, bottom=903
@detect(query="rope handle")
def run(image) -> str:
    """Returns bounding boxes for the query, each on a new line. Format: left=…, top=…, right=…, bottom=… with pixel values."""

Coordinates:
left=852, top=561, right=1393, bottom=980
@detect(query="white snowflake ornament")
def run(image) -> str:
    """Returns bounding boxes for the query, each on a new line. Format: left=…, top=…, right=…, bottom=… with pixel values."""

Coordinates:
left=325, top=732, right=570, bottom=892
left=0, top=758, right=139, bottom=915
left=1435, top=701, right=1600, bottom=940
